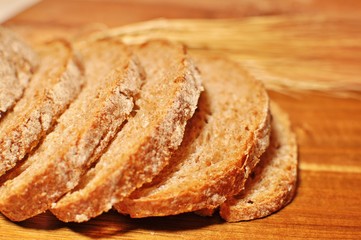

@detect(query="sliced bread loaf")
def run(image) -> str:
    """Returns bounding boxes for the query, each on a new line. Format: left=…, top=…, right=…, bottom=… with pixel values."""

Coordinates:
left=219, top=102, right=298, bottom=222
left=115, top=55, right=270, bottom=218
left=0, top=27, right=38, bottom=119
left=0, top=39, right=143, bottom=221
left=51, top=40, right=203, bottom=222
left=0, top=40, right=83, bottom=176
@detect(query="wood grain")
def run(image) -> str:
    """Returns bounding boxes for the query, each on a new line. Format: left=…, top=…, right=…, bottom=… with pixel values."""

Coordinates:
left=1, top=0, right=361, bottom=239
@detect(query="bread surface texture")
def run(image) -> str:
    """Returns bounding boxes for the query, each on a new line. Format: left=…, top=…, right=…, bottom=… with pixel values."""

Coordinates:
left=51, top=40, right=203, bottom=222
left=0, top=33, right=299, bottom=224
left=0, top=39, right=143, bottom=221
left=219, top=102, right=298, bottom=222
left=0, top=27, right=38, bottom=118
left=0, top=40, right=83, bottom=177
left=116, top=55, right=270, bottom=218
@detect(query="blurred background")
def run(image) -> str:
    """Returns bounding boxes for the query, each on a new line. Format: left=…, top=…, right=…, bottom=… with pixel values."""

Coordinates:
left=2, top=0, right=361, bottom=25
left=0, top=1, right=360, bottom=239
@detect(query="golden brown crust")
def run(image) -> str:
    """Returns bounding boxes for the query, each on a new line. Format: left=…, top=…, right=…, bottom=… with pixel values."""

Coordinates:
left=51, top=40, right=203, bottom=222
left=0, top=40, right=83, bottom=177
left=0, top=40, right=143, bottom=221
left=0, top=27, right=38, bottom=118
left=116, top=55, right=270, bottom=218
left=219, top=102, right=298, bottom=222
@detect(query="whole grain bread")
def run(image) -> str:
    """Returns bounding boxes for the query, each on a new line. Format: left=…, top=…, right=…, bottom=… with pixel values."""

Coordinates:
left=219, top=102, right=298, bottom=222
left=51, top=40, right=203, bottom=222
left=0, top=40, right=83, bottom=177
left=0, top=27, right=38, bottom=119
left=0, top=39, right=143, bottom=221
left=116, top=55, right=270, bottom=218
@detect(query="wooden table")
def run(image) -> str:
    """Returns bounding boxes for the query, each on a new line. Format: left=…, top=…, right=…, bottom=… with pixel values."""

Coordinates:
left=1, top=1, right=361, bottom=239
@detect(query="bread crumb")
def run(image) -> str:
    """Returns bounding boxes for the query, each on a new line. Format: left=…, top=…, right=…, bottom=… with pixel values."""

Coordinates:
left=75, top=214, right=88, bottom=222
left=211, top=194, right=226, bottom=204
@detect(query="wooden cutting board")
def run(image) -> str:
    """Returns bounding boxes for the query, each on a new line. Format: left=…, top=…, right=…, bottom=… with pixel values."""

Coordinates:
left=1, top=1, right=361, bottom=239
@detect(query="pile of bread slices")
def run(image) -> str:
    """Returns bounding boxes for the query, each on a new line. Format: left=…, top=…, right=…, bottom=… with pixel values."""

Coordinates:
left=0, top=26, right=297, bottom=223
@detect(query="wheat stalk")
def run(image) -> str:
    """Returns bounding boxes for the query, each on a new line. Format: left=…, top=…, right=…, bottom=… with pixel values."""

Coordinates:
left=80, top=16, right=361, bottom=97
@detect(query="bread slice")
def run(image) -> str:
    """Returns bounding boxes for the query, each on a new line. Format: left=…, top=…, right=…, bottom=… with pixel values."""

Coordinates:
left=0, top=27, right=38, bottom=119
left=0, top=39, right=144, bottom=221
left=0, top=40, right=83, bottom=176
left=219, top=102, right=298, bottom=222
left=116, top=55, right=270, bottom=218
left=51, top=40, right=203, bottom=222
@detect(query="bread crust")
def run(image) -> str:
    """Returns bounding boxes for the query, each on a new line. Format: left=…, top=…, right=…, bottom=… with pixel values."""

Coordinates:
left=0, top=27, right=38, bottom=118
left=51, top=41, right=203, bottom=222
left=0, top=40, right=83, bottom=177
left=0, top=39, right=143, bottom=221
left=116, top=55, right=270, bottom=218
left=219, top=102, right=298, bottom=222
